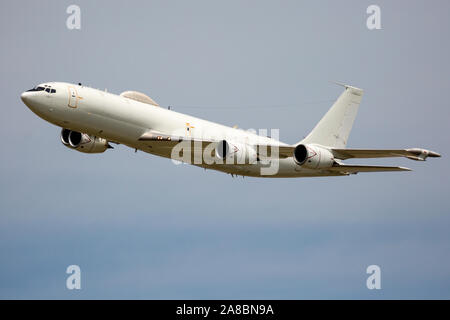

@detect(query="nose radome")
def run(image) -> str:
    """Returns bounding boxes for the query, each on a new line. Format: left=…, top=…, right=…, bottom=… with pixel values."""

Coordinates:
left=20, top=91, right=30, bottom=103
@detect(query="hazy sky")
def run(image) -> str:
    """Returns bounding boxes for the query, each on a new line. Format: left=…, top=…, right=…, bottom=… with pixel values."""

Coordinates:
left=0, top=0, right=449, bottom=299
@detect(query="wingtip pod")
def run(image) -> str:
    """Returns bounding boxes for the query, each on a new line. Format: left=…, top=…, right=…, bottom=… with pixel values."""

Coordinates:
left=428, top=150, right=441, bottom=158
left=406, top=148, right=441, bottom=161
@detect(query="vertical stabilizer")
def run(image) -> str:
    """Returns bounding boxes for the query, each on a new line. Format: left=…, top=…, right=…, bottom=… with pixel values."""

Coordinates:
left=300, top=84, right=363, bottom=148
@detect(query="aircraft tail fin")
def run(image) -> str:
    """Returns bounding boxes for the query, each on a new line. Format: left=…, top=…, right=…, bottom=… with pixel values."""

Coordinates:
left=300, top=84, right=363, bottom=148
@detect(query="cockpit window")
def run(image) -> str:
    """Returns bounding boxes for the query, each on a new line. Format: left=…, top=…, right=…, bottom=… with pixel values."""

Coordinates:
left=27, top=86, right=45, bottom=92
left=26, top=86, right=57, bottom=93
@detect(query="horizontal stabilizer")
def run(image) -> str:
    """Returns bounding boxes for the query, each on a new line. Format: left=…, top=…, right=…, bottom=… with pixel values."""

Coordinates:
left=332, top=148, right=441, bottom=161
left=328, top=164, right=411, bottom=174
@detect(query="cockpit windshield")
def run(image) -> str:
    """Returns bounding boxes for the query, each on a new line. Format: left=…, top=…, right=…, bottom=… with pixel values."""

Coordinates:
left=27, top=86, right=45, bottom=92
left=27, top=85, right=56, bottom=93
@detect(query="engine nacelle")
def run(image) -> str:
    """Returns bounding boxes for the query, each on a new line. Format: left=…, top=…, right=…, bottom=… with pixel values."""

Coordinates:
left=293, top=144, right=335, bottom=169
left=60, top=129, right=110, bottom=154
left=215, top=140, right=257, bottom=164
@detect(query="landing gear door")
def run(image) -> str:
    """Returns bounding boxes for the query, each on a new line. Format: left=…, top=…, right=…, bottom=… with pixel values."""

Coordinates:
left=68, top=86, right=78, bottom=108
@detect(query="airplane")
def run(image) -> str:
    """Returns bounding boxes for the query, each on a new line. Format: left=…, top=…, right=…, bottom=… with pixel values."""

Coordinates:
left=20, top=82, right=440, bottom=178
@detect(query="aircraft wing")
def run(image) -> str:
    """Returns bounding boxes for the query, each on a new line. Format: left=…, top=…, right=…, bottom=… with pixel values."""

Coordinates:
left=138, top=131, right=441, bottom=164
left=253, top=145, right=442, bottom=161
left=331, top=148, right=441, bottom=161
left=252, top=144, right=414, bottom=172
left=139, top=131, right=296, bottom=158
left=255, top=145, right=295, bottom=158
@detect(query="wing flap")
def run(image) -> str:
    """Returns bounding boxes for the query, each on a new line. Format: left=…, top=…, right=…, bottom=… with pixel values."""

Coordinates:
left=327, top=164, right=411, bottom=174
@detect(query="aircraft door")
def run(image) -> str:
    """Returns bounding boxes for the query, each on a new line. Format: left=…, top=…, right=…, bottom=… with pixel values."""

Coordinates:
left=68, top=86, right=78, bottom=108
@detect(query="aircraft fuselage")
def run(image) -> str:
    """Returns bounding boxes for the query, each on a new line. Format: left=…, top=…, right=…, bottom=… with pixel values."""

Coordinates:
left=21, top=82, right=327, bottom=178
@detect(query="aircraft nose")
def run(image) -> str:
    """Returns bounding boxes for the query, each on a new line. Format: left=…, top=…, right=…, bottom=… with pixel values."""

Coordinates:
left=20, top=91, right=31, bottom=104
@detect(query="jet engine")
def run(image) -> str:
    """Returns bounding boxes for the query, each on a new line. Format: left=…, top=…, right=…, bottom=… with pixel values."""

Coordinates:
left=293, top=144, right=335, bottom=169
left=60, top=128, right=111, bottom=153
left=215, top=140, right=257, bottom=164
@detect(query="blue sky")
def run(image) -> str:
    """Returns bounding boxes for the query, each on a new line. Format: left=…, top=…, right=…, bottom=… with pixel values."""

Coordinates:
left=0, top=0, right=449, bottom=299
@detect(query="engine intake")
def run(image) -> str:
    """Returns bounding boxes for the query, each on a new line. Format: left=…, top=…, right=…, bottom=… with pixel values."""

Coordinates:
left=215, top=140, right=229, bottom=160
left=61, top=128, right=71, bottom=146
left=293, top=144, right=335, bottom=169
left=215, top=140, right=257, bottom=164
left=60, top=129, right=111, bottom=154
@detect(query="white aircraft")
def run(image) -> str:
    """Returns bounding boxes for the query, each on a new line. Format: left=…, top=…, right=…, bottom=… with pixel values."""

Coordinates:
left=21, top=82, right=440, bottom=178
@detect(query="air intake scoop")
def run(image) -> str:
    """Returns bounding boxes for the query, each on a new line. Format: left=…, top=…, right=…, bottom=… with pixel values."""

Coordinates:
left=120, top=91, right=159, bottom=106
